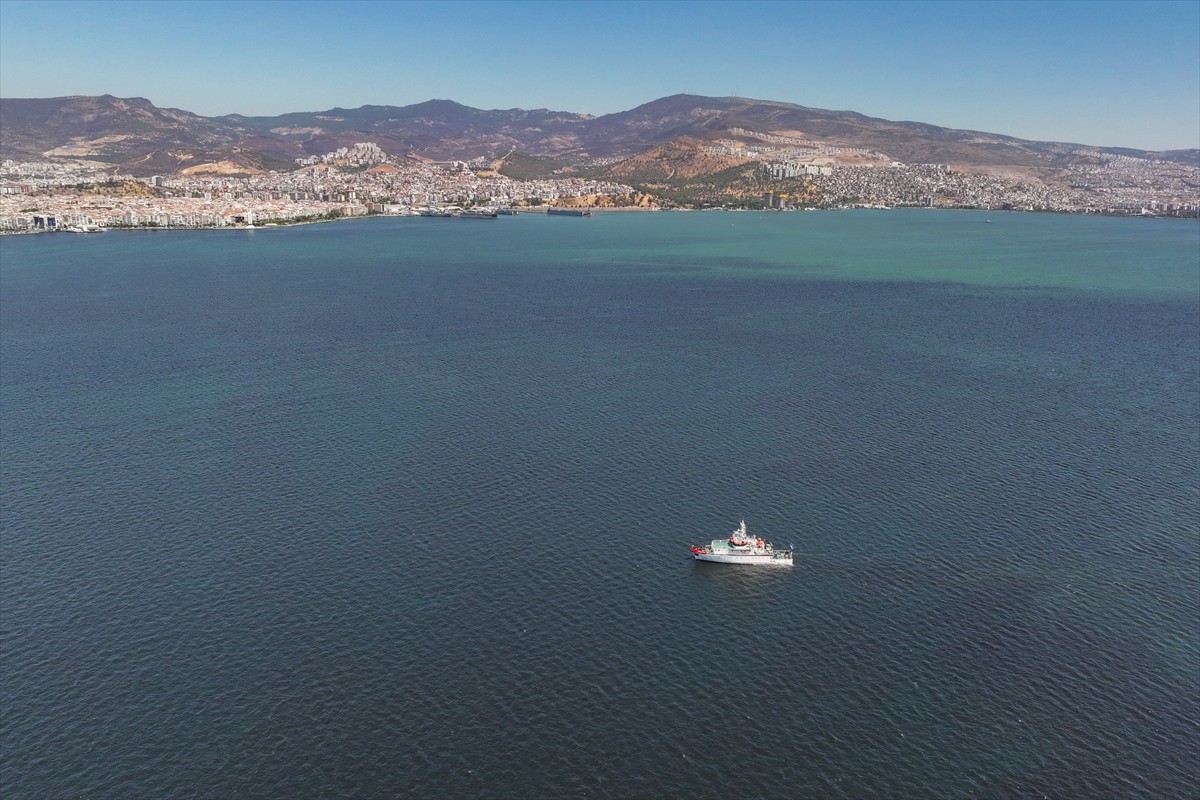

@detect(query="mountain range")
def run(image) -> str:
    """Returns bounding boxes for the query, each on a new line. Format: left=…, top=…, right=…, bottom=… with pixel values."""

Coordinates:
left=1, top=93, right=1196, bottom=178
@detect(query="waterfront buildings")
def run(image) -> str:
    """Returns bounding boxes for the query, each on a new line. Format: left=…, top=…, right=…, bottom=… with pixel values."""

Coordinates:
left=1, top=142, right=1196, bottom=232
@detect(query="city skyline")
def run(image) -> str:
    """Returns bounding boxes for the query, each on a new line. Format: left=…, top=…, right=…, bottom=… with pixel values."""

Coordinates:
left=1, top=0, right=1198, bottom=152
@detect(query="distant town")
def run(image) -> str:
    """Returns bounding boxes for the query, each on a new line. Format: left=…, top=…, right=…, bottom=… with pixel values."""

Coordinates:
left=0, top=143, right=639, bottom=233
left=2, top=138, right=1196, bottom=234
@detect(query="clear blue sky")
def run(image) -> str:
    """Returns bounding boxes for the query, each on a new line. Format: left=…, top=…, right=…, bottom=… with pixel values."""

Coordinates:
left=1, top=0, right=1197, bottom=151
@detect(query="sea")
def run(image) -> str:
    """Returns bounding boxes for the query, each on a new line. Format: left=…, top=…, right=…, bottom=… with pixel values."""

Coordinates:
left=1, top=209, right=1197, bottom=799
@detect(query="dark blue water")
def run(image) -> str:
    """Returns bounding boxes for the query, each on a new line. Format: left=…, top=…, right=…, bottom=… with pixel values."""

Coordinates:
left=3, top=212, right=1198, bottom=798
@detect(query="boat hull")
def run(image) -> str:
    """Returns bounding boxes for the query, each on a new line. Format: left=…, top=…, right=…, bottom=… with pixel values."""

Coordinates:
left=693, top=552, right=792, bottom=565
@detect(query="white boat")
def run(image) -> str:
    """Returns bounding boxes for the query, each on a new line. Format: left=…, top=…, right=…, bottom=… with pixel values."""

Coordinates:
left=690, top=520, right=793, bottom=566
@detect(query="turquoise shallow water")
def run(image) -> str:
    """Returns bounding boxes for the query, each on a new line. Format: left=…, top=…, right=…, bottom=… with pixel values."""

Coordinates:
left=2, top=211, right=1198, bottom=798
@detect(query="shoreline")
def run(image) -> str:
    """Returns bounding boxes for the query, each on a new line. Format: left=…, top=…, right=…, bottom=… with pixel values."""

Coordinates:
left=2, top=205, right=1195, bottom=237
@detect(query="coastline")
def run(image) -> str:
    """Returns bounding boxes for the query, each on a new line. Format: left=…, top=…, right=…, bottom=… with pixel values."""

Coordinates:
left=4, top=204, right=1195, bottom=237
left=0, top=215, right=360, bottom=236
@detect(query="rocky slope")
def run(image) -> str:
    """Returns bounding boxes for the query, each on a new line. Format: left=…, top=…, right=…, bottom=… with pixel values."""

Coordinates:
left=2, top=93, right=1195, bottom=176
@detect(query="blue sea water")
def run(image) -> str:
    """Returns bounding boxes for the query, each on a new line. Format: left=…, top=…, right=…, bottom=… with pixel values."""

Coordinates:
left=1, top=210, right=1197, bottom=799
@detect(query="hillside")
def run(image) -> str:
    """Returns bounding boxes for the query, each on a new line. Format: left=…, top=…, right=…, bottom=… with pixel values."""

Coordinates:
left=2, top=93, right=1195, bottom=185
left=495, top=151, right=573, bottom=180
left=116, top=147, right=296, bottom=177
left=221, top=100, right=593, bottom=161
left=604, top=136, right=749, bottom=182
left=598, top=137, right=819, bottom=207
left=0, top=95, right=248, bottom=161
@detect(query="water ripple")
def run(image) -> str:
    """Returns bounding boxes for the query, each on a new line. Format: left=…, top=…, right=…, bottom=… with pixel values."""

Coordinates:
left=2, top=217, right=1197, bottom=799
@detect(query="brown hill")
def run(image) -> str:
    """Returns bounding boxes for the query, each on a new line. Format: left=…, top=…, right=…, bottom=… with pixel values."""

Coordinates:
left=604, top=136, right=749, bottom=182
left=115, top=147, right=294, bottom=177
left=598, top=136, right=819, bottom=207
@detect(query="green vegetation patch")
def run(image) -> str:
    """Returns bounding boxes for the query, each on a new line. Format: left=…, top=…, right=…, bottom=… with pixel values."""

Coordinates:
left=497, top=151, right=571, bottom=180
